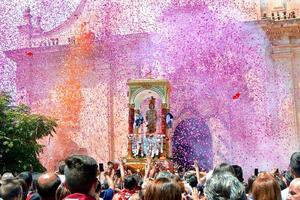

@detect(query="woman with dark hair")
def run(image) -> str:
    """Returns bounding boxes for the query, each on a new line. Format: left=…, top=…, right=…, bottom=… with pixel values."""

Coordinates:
left=55, top=184, right=70, bottom=200
left=143, top=177, right=182, bottom=200
left=212, top=163, right=235, bottom=176
left=252, top=172, right=282, bottom=200
left=246, top=175, right=256, bottom=196
left=204, top=172, right=246, bottom=200
left=282, top=170, right=294, bottom=187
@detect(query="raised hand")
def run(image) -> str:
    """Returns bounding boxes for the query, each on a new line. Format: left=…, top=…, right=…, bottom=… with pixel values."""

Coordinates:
left=194, top=160, right=199, bottom=169
left=192, top=187, right=200, bottom=200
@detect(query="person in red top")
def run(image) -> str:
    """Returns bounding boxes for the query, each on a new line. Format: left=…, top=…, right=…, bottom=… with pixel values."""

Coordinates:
left=63, top=155, right=99, bottom=200
left=113, top=175, right=138, bottom=200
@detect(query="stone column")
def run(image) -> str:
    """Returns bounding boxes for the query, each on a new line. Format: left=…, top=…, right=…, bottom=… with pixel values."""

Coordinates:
left=291, top=51, right=300, bottom=140
left=161, top=103, right=168, bottom=158
left=272, top=44, right=300, bottom=145
left=161, top=103, right=168, bottom=135
left=107, top=64, right=115, bottom=161
left=128, top=104, right=135, bottom=134
left=128, top=104, right=135, bottom=158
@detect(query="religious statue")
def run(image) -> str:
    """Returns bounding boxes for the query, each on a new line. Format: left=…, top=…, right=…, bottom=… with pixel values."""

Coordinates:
left=134, top=109, right=144, bottom=134
left=146, top=97, right=157, bottom=134
left=130, top=97, right=166, bottom=158
left=166, top=112, right=174, bottom=129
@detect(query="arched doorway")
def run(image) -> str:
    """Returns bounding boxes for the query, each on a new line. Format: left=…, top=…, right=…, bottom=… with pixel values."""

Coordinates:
left=172, top=118, right=213, bottom=170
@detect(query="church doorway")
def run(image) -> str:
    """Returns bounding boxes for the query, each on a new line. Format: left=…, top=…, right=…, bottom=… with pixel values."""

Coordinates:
left=172, top=118, right=213, bottom=170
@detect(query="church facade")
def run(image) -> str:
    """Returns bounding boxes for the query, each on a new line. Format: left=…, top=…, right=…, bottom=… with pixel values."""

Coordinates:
left=4, top=0, right=300, bottom=173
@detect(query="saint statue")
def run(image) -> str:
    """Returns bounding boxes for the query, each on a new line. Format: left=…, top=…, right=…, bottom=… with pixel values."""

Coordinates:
left=146, top=97, right=157, bottom=134
left=166, top=112, right=174, bottom=129
left=134, top=109, right=144, bottom=134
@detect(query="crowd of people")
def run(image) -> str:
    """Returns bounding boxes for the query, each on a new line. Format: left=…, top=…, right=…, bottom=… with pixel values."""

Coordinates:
left=1, top=152, right=300, bottom=200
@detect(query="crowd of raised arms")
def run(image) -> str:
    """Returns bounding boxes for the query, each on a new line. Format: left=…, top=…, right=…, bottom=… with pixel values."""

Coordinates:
left=1, top=152, right=300, bottom=200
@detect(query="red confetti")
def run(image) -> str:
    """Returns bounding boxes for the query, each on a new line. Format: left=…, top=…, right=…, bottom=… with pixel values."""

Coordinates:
left=232, top=92, right=240, bottom=99
left=25, top=51, right=33, bottom=57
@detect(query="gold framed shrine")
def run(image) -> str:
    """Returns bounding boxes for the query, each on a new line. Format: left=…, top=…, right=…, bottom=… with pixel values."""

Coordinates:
left=126, top=79, right=171, bottom=171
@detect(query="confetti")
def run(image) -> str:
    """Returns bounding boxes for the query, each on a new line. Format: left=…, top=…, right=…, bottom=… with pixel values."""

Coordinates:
left=232, top=92, right=241, bottom=100
left=0, top=0, right=298, bottom=178
left=25, top=51, right=33, bottom=57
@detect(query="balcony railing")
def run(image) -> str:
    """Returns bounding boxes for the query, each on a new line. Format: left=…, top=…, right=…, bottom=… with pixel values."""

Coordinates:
left=261, top=9, right=300, bottom=21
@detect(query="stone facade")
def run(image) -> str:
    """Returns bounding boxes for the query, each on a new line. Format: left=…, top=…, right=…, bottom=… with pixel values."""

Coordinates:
left=3, top=0, right=300, bottom=174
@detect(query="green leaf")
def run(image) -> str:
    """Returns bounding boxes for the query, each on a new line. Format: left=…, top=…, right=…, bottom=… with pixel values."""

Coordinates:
left=0, top=92, right=56, bottom=173
left=8, top=142, right=13, bottom=148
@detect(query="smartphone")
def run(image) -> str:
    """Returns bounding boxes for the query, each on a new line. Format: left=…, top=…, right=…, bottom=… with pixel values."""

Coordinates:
left=99, top=163, right=104, bottom=172
left=116, top=169, right=121, bottom=177
left=254, top=168, right=259, bottom=176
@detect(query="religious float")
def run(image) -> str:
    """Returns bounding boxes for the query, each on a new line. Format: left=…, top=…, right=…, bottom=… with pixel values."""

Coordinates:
left=126, top=79, right=174, bottom=171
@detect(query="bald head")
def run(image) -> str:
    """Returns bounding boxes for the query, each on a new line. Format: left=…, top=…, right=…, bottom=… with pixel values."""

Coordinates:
left=287, top=178, right=300, bottom=200
left=37, top=173, right=61, bottom=199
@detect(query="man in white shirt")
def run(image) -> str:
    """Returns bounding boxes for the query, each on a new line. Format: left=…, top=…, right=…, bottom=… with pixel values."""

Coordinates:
left=287, top=178, right=300, bottom=200
left=282, top=152, right=300, bottom=200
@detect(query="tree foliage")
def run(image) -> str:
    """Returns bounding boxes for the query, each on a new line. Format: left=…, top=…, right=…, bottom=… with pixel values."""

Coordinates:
left=0, top=92, right=57, bottom=173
